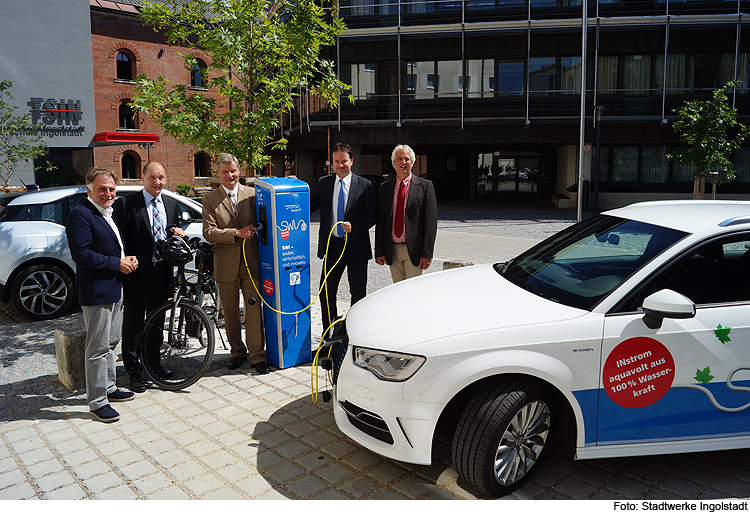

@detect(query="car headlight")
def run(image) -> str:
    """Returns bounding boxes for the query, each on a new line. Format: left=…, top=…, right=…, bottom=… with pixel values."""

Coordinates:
left=353, top=347, right=425, bottom=382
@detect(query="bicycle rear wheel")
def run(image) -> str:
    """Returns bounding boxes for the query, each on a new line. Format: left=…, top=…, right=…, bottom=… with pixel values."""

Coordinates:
left=141, top=298, right=215, bottom=390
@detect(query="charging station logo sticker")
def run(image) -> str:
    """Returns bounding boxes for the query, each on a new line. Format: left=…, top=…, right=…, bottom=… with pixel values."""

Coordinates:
left=290, top=272, right=300, bottom=285
left=603, top=336, right=675, bottom=409
left=280, top=228, right=290, bottom=239
left=263, top=279, right=274, bottom=296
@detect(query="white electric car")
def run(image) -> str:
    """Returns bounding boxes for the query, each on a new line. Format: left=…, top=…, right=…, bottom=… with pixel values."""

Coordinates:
left=333, top=200, right=750, bottom=497
left=0, top=185, right=204, bottom=320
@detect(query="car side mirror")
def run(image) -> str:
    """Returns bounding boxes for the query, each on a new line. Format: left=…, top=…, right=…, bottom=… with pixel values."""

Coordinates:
left=181, top=211, right=193, bottom=222
left=641, top=289, right=695, bottom=329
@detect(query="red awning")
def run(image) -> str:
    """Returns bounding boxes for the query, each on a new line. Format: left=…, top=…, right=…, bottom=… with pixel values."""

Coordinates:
left=93, top=132, right=160, bottom=146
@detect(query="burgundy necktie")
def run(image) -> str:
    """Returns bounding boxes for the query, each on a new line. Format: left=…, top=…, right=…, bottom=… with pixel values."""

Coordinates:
left=394, top=180, right=406, bottom=238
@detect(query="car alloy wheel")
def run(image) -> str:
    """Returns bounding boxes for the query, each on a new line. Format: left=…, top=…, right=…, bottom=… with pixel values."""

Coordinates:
left=11, top=263, right=74, bottom=321
left=494, top=399, right=550, bottom=486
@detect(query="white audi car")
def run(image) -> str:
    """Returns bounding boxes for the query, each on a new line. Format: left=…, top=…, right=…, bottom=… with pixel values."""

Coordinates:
left=332, top=200, right=750, bottom=497
left=0, top=185, right=204, bottom=320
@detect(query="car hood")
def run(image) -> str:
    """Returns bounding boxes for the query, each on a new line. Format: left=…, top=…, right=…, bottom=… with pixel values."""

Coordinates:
left=345, top=264, right=587, bottom=352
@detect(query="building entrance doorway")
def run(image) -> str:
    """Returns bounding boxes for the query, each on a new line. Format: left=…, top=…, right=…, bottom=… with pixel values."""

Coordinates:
left=476, top=150, right=542, bottom=196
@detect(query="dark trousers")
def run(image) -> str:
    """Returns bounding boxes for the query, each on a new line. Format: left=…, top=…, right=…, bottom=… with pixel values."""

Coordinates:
left=121, top=261, right=172, bottom=375
left=319, top=237, right=368, bottom=334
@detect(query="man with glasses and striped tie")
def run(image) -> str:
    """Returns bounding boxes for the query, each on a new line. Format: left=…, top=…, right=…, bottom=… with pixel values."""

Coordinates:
left=310, top=143, right=377, bottom=337
left=114, top=161, right=185, bottom=393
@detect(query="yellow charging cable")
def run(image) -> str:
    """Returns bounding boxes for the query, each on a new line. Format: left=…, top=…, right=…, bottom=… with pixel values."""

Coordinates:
left=239, top=221, right=349, bottom=403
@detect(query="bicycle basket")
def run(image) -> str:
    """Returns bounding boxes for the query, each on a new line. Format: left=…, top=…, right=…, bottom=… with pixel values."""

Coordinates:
left=156, top=236, right=193, bottom=266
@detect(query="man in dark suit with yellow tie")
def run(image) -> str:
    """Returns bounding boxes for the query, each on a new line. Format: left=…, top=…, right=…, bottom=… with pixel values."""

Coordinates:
left=310, top=143, right=377, bottom=334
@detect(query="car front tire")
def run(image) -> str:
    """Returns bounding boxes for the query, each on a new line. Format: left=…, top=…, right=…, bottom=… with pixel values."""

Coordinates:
left=452, top=378, right=551, bottom=497
left=10, top=263, right=74, bottom=321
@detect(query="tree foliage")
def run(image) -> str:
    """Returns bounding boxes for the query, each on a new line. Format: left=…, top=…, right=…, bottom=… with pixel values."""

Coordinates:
left=130, top=0, right=349, bottom=170
left=0, top=80, right=51, bottom=189
left=668, top=79, right=749, bottom=185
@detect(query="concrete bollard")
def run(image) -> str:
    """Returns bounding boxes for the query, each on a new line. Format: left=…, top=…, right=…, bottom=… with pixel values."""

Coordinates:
left=55, top=328, right=86, bottom=390
left=443, top=261, right=475, bottom=270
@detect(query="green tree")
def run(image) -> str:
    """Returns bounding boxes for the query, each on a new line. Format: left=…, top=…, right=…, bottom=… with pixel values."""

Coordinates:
left=130, top=0, right=349, bottom=171
left=0, top=80, right=51, bottom=190
left=668, top=79, right=749, bottom=186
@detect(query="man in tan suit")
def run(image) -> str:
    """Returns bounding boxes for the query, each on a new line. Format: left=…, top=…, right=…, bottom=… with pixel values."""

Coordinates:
left=202, top=153, right=268, bottom=373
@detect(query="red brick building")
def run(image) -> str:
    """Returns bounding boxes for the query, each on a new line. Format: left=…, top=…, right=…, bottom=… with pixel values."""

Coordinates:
left=90, top=0, right=214, bottom=192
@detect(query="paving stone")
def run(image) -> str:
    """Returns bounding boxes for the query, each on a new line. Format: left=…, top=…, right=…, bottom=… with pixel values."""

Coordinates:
left=37, top=471, right=76, bottom=493
left=0, top=482, right=36, bottom=499
left=72, top=460, right=111, bottom=480
left=168, top=461, right=207, bottom=481
left=659, top=475, right=703, bottom=498
left=311, top=488, right=350, bottom=500
left=148, top=486, right=191, bottom=500
left=95, top=485, right=137, bottom=500
left=4, top=427, right=36, bottom=442
left=45, top=484, right=86, bottom=500
left=339, top=475, right=382, bottom=499
left=317, top=463, right=355, bottom=484
left=13, top=436, right=46, bottom=454
left=107, top=449, right=144, bottom=467
left=132, top=472, right=174, bottom=494
left=200, top=449, right=239, bottom=470
left=202, top=487, right=245, bottom=500
left=185, top=439, right=221, bottom=457
left=342, top=451, right=381, bottom=471
left=84, top=471, right=124, bottom=494
left=18, top=447, right=54, bottom=467
left=96, top=438, right=131, bottom=456
left=42, top=428, right=79, bottom=444
left=0, top=469, right=26, bottom=489
left=294, top=451, right=331, bottom=471
left=120, top=460, right=159, bottom=480
left=368, top=463, right=409, bottom=484
left=62, top=448, right=99, bottom=467
left=235, top=473, right=274, bottom=497
left=27, top=458, right=64, bottom=479
left=0, top=457, right=17, bottom=474
left=711, top=474, right=750, bottom=497
left=275, top=440, right=311, bottom=459
left=555, top=476, right=599, bottom=499
left=321, top=440, right=358, bottom=460
left=266, top=462, right=305, bottom=484
left=605, top=474, right=650, bottom=499
left=286, top=475, right=327, bottom=498
left=141, top=439, right=175, bottom=456
left=184, top=473, right=224, bottom=496
left=217, top=462, right=256, bottom=483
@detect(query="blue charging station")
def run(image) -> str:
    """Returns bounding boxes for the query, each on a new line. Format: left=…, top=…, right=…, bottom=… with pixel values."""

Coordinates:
left=254, top=178, right=312, bottom=368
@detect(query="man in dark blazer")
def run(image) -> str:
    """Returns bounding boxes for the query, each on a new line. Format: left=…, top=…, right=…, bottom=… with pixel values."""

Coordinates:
left=66, top=167, right=138, bottom=422
left=375, top=144, right=438, bottom=282
left=311, top=143, right=377, bottom=334
left=113, top=161, right=185, bottom=392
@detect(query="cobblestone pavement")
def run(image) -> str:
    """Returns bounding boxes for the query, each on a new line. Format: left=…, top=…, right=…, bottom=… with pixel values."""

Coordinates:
left=1, top=201, right=750, bottom=501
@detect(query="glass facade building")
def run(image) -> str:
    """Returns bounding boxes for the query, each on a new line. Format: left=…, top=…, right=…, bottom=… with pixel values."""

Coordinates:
left=277, top=0, right=750, bottom=208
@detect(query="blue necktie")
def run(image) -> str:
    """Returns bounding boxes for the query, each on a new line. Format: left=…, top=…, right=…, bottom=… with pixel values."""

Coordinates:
left=151, top=197, right=166, bottom=260
left=337, top=179, right=346, bottom=237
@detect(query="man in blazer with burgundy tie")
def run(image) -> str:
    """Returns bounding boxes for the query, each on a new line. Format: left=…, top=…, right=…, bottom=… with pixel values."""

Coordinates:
left=310, top=143, right=377, bottom=335
left=375, top=144, right=438, bottom=282
left=202, top=153, right=268, bottom=373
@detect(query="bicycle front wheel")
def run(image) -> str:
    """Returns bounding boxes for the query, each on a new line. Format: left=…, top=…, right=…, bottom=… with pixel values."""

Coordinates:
left=141, top=298, right=215, bottom=390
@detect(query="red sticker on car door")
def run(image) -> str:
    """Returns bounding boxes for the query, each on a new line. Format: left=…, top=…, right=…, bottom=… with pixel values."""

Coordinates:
left=603, top=336, right=675, bottom=408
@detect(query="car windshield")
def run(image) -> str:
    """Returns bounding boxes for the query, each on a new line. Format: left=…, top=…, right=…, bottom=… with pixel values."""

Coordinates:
left=498, top=214, right=688, bottom=311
